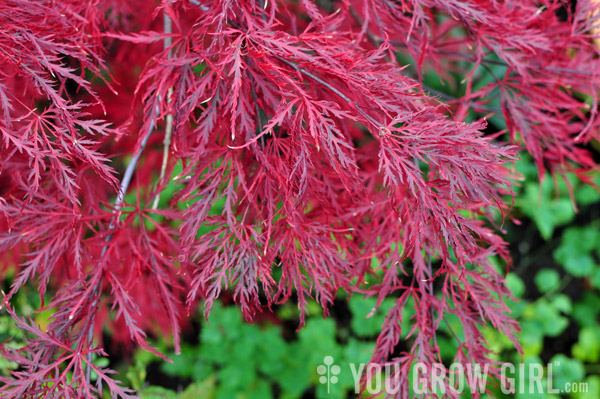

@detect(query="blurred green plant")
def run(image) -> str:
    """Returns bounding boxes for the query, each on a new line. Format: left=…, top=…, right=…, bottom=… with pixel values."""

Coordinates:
left=127, top=153, right=600, bottom=399
left=480, top=156, right=600, bottom=399
left=124, top=294, right=416, bottom=399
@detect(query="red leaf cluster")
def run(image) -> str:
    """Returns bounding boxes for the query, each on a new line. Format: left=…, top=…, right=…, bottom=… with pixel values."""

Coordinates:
left=1, top=1, right=599, bottom=397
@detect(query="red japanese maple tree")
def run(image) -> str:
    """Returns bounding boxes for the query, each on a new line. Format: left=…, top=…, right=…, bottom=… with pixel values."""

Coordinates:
left=1, top=0, right=599, bottom=397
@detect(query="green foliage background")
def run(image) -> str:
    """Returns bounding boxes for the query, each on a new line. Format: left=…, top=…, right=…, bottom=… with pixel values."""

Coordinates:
left=115, top=152, right=600, bottom=398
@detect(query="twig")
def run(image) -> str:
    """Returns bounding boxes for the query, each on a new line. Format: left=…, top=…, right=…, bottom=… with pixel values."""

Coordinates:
left=84, top=111, right=156, bottom=383
left=273, top=54, right=383, bottom=128
left=152, top=5, right=174, bottom=210
left=422, top=84, right=502, bottom=114
left=443, top=316, right=461, bottom=346
left=84, top=9, right=175, bottom=376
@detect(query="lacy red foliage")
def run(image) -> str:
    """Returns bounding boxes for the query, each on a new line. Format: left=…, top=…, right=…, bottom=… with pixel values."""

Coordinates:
left=1, top=0, right=599, bottom=397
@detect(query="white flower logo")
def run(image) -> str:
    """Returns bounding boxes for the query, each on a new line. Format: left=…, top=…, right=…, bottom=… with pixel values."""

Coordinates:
left=317, top=355, right=341, bottom=393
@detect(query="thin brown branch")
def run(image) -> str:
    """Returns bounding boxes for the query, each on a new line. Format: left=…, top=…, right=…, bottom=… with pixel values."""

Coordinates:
left=152, top=7, right=175, bottom=210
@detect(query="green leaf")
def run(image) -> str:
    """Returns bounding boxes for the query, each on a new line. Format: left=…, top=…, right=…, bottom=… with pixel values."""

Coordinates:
left=514, top=154, right=539, bottom=182
left=138, top=386, right=178, bottom=399
left=571, top=376, right=600, bottom=399
left=572, top=293, right=600, bottom=328
left=561, top=227, right=600, bottom=254
left=549, top=355, right=585, bottom=393
left=505, top=273, right=525, bottom=298
left=180, top=378, right=216, bottom=399
left=523, top=299, right=569, bottom=339
left=518, top=181, right=575, bottom=239
left=520, top=320, right=544, bottom=356
left=562, top=253, right=595, bottom=277
left=572, top=326, right=600, bottom=363
left=348, top=296, right=393, bottom=338
left=161, top=344, right=200, bottom=379
left=575, top=185, right=600, bottom=205
left=550, top=294, right=572, bottom=315
left=534, top=269, right=560, bottom=293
